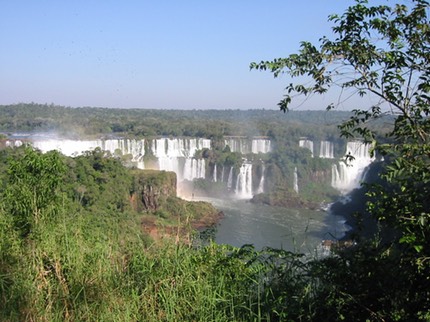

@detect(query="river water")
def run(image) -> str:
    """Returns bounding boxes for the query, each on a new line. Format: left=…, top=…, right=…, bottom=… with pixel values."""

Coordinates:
left=196, top=197, right=349, bottom=254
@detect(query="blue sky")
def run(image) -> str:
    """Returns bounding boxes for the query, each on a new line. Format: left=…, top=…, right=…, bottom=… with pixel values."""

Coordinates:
left=1, top=1, right=389, bottom=110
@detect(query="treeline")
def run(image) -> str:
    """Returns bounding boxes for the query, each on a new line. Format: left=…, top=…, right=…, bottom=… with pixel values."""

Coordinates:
left=0, top=102, right=360, bottom=139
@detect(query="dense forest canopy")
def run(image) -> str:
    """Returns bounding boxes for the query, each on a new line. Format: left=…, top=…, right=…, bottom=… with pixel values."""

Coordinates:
left=0, top=102, right=387, bottom=139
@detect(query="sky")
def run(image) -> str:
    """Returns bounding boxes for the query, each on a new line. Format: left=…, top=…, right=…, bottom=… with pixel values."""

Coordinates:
left=1, top=1, right=392, bottom=110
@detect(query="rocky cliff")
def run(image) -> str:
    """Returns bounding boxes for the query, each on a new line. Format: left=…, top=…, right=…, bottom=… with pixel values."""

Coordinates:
left=130, top=169, right=177, bottom=212
left=130, top=169, right=223, bottom=240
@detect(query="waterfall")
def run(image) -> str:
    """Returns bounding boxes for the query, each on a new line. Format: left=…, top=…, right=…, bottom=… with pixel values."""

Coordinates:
left=235, top=163, right=253, bottom=199
left=319, top=141, right=334, bottom=159
left=227, top=166, right=233, bottom=190
left=151, top=138, right=209, bottom=182
left=294, top=167, right=299, bottom=193
left=256, top=165, right=265, bottom=194
left=31, top=137, right=210, bottom=183
left=32, top=139, right=100, bottom=156
left=225, top=138, right=271, bottom=154
left=213, top=164, right=217, bottom=182
left=225, top=138, right=248, bottom=153
left=32, top=137, right=146, bottom=170
left=251, top=139, right=271, bottom=154
left=183, top=158, right=206, bottom=181
left=299, top=138, right=314, bottom=157
left=331, top=141, right=375, bottom=193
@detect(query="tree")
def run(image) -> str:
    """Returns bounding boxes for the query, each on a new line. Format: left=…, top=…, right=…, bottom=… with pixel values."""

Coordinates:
left=3, top=147, right=66, bottom=236
left=251, top=0, right=430, bottom=319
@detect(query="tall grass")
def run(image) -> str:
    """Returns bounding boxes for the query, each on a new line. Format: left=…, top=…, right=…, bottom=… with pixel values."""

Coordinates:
left=2, top=201, right=309, bottom=321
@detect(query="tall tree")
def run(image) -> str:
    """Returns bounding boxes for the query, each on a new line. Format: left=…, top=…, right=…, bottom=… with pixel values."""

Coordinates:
left=3, top=147, right=66, bottom=236
left=252, top=0, right=430, bottom=319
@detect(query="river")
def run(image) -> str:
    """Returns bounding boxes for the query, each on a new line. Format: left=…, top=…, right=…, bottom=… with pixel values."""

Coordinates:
left=195, top=197, right=350, bottom=254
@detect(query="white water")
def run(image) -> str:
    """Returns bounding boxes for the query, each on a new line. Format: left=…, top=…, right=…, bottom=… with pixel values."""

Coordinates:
left=213, top=164, right=217, bottom=182
left=225, top=138, right=271, bottom=154
left=299, top=138, right=314, bottom=157
left=18, top=136, right=271, bottom=199
left=31, top=137, right=211, bottom=184
left=235, top=163, right=253, bottom=199
left=29, top=136, right=372, bottom=198
left=294, top=167, right=299, bottom=193
left=183, top=158, right=206, bottom=181
left=227, top=167, right=233, bottom=190
left=331, top=141, right=375, bottom=193
left=256, top=165, right=265, bottom=194
left=251, top=139, right=271, bottom=154
left=319, top=141, right=334, bottom=159
left=30, top=137, right=266, bottom=193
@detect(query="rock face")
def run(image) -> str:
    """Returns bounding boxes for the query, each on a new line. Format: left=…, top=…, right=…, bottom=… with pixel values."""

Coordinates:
left=130, top=169, right=223, bottom=241
left=130, top=170, right=177, bottom=212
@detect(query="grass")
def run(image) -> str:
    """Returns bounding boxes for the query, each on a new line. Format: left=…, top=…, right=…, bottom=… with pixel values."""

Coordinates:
left=0, top=202, right=286, bottom=321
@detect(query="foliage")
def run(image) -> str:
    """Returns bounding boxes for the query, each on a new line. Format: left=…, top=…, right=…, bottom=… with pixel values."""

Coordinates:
left=0, top=102, right=355, bottom=139
left=0, top=147, right=261, bottom=321
left=3, top=146, right=65, bottom=236
left=0, top=146, right=317, bottom=321
left=252, top=0, right=430, bottom=319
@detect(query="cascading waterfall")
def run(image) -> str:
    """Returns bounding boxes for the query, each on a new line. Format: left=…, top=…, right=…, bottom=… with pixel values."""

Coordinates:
left=32, top=138, right=147, bottom=168
left=256, top=165, right=265, bottom=194
left=32, top=139, right=102, bottom=156
left=29, top=136, right=271, bottom=198
left=227, top=167, right=233, bottom=190
left=32, top=137, right=210, bottom=181
left=294, top=167, right=299, bottom=193
left=251, top=139, right=271, bottom=154
left=151, top=138, right=181, bottom=176
left=235, top=163, right=253, bottom=199
left=331, top=141, right=375, bottom=193
left=225, top=138, right=271, bottom=154
left=319, top=141, right=334, bottom=159
left=213, top=164, right=217, bottom=182
left=151, top=138, right=210, bottom=181
left=183, top=158, right=206, bottom=181
left=225, top=138, right=250, bottom=154
left=299, top=138, right=314, bottom=157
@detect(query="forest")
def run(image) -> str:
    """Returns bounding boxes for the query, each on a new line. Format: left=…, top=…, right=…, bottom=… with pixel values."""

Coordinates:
left=1, top=0, right=430, bottom=320
left=0, top=102, right=354, bottom=138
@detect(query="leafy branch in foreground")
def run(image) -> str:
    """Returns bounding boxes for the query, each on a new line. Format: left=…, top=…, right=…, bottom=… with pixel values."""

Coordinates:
left=251, top=0, right=429, bottom=141
left=252, top=0, right=430, bottom=320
